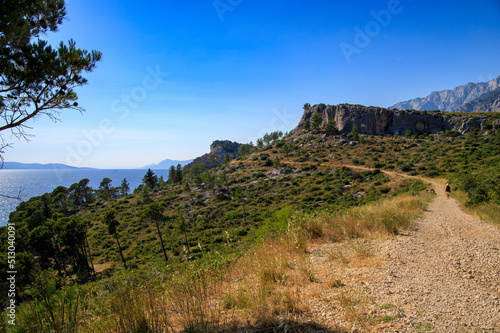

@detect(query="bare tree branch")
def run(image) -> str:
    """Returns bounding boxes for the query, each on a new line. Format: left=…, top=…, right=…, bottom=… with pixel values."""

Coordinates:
left=0, top=188, right=24, bottom=201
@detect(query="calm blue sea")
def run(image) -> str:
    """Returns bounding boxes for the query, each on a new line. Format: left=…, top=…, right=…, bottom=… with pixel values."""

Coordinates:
left=0, top=169, right=170, bottom=226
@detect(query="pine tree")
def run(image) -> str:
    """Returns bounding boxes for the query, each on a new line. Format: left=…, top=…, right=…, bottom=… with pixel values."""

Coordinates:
left=98, top=177, right=113, bottom=201
left=303, top=119, right=311, bottom=132
left=224, top=153, right=231, bottom=165
left=311, top=113, right=323, bottom=131
left=175, top=164, right=183, bottom=183
left=143, top=168, right=157, bottom=189
left=120, top=178, right=130, bottom=197
left=141, top=203, right=168, bottom=263
left=273, top=156, right=281, bottom=168
left=0, top=0, right=102, bottom=160
left=325, top=120, right=336, bottom=133
left=168, top=165, right=176, bottom=184
left=103, top=210, right=127, bottom=270
left=350, top=124, right=359, bottom=140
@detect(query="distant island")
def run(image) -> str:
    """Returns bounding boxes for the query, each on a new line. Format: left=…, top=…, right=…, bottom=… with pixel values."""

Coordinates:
left=140, top=158, right=193, bottom=170
left=1, top=162, right=96, bottom=170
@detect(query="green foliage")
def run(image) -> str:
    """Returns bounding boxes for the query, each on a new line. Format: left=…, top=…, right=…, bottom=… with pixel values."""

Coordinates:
left=120, top=178, right=130, bottom=197
left=311, top=113, right=323, bottom=131
left=303, top=119, right=311, bottom=132
left=255, top=206, right=295, bottom=239
left=141, top=203, right=169, bottom=262
left=348, top=125, right=359, bottom=140
left=0, top=0, right=102, bottom=159
left=15, top=272, right=84, bottom=333
left=454, top=174, right=490, bottom=206
left=239, top=142, right=255, bottom=156
left=168, top=164, right=183, bottom=184
left=143, top=168, right=159, bottom=189
left=324, top=120, right=336, bottom=133
left=223, top=152, right=231, bottom=165
left=212, top=140, right=241, bottom=154
left=103, top=209, right=119, bottom=236
left=98, top=177, right=117, bottom=201
left=4, top=125, right=500, bottom=320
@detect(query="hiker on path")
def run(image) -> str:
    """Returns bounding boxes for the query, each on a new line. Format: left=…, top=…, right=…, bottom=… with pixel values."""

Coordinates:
left=445, top=183, right=451, bottom=199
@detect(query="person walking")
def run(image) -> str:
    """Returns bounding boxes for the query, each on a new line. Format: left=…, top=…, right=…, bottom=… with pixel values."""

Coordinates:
left=445, top=183, right=451, bottom=199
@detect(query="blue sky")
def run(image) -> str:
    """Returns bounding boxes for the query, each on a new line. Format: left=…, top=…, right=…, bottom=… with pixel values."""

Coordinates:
left=5, top=0, right=500, bottom=168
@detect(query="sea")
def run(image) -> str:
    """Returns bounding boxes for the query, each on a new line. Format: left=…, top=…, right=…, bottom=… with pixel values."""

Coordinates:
left=0, top=169, right=171, bottom=226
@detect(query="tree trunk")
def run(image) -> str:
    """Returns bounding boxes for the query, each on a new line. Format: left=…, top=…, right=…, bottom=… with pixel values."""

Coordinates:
left=85, top=234, right=96, bottom=279
left=184, top=231, right=189, bottom=253
left=243, top=201, right=247, bottom=224
left=155, top=220, right=168, bottom=262
left=115, top=233, right=128, bottom=270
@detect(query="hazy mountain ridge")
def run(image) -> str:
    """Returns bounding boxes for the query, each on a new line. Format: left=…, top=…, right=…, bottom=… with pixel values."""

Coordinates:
left=390, top=75, right=500, bottom=111
left=1, top=162, right=95, bottom=170
left=454, top=87, right=500, bottom=113
left=141, top=158, right=193, bottom=170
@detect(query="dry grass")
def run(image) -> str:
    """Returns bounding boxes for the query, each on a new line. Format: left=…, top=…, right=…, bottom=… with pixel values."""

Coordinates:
left=17, top=192, right=431, bottom=333
left=453, top=189, right=500, bottom=226
left=299, top=192, right=431, bottom=244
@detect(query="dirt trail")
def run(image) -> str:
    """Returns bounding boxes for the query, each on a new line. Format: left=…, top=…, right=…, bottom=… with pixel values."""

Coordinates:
left=302, top=169, right=500, bottom=332
left=362, top=178, right=500, bottom=332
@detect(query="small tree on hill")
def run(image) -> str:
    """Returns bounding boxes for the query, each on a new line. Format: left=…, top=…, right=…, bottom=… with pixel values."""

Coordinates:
left=120, top=178, right=130, bottom=197
left=223, top=153, right=231, bottom=165
left=209, top=154, right=220, bottom=168
left=168, top=165, right=176, bottom=184
left=98, top=177, right=114, bottom=201
left=143, top=169, right=158, bottom=190
left=349, top=124, right=359, bottom=140
left=190, top=162, right=205, bottom=177
left=281, top=142, right=292, bottom=161
left=141, top=203, right=168, bottom=263
left=303, top=119, right=311, bottom=132
left=311, top=113, right=323, bottom=131
left=325, top=120, right=336, bottom=133
left=103, top=209, right=127, bottom=270
left=233, top=186, right=247, bottom=224
left=177, top=213, right=190, bottom=256
left=78, top=178, right=93, bottom=206
left=239, top=143, right=254, bottom=156
left=256, top=138, right=264, bottom=148
left=273, top=156, right=281, bottom=168
left=175, top=164, right=183, bottom=183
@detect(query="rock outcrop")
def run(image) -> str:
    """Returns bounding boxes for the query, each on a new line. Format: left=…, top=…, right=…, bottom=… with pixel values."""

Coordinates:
left=186, top=140, right=242, bottom=170
left=294, top=104, right=491, bottom=136
left=390, top=75, right=500, bottom=111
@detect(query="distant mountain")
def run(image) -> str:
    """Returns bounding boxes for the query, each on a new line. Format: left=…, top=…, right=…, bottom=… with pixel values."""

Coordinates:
left=454, top=87, right=500, bottom=113
left=391, top=75, right=500, bottom=111
left=141, top=158, right=193, bottom=170
left=2, top=162, right=95, bottom=170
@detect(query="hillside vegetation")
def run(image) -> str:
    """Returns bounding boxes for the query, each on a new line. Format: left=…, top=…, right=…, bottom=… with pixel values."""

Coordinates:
left=1, top=119, right=499, bottom=331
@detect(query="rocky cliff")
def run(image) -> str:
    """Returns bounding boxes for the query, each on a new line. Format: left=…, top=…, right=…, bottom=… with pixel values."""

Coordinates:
left=186, top=140, right=242, bottom=170
left=454, top=87, right=500, bottom=113
left=390, top=75, right=500, bottom=111
left=294, top=104, right=494, bottom=136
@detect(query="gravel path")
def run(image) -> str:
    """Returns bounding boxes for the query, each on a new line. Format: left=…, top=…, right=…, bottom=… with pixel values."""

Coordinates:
left=364, top=179, right=500, bottom=332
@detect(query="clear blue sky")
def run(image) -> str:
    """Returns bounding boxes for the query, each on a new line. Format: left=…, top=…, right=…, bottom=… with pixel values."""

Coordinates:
left=5, top=0, right=500, bottom=168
